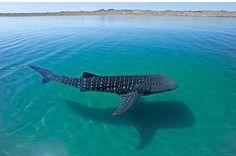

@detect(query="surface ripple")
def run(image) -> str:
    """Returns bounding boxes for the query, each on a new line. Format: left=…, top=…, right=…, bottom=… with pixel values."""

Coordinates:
left=0, top=16, right=236, bottom=156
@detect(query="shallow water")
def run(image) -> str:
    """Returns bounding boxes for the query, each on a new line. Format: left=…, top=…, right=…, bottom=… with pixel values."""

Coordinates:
left=0, top=16, right=236, bottom=156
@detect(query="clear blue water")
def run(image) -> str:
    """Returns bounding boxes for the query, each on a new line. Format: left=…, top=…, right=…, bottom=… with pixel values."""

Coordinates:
left=0, top=16, right=236, bottom=156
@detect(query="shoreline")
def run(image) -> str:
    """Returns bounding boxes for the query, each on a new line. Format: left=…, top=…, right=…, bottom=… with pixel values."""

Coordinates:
left=1, top=10, right=236, bottom=17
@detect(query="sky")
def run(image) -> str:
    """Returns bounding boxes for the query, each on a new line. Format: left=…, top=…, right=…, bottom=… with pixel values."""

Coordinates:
left=0, top=2, right=235, bottom=13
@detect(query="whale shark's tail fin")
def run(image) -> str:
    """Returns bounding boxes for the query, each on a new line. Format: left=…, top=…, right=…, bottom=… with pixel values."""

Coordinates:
left=28, top=65, right=56, bottom=84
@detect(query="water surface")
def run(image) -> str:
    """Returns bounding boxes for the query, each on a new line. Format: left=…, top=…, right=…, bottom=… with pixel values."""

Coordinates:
left=0, top=16, right=236, bottom=156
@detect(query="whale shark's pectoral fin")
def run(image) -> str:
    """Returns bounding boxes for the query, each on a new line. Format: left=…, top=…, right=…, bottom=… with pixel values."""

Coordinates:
left=112, top=92, right=140, bottom=116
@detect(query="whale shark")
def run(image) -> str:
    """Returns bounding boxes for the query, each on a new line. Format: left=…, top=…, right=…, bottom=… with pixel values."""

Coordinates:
left=29, top=65, right=178, bottom=115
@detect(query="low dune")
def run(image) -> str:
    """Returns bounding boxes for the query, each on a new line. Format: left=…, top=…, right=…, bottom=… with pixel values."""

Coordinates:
left=1, top=9, right=236, bottom=17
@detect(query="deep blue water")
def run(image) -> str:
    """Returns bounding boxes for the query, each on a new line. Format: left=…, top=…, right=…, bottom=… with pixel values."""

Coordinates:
left=0, top=16, right=236, bottom=156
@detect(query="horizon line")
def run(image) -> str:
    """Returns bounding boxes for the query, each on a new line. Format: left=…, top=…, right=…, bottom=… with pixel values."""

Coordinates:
left=1, top=9, right=236, bottom=14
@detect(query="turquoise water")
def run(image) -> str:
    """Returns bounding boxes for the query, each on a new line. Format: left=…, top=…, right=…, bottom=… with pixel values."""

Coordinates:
left=0, top=16, right=236, bottom=156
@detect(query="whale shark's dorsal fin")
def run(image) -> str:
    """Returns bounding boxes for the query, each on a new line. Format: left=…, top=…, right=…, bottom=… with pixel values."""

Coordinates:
left=112, top=91, right=141, bottom=116
left=82, top=72, right=99, bottom=78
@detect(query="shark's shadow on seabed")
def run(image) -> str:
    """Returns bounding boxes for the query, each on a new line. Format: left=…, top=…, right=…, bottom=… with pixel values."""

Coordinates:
left=65, top=99, right=195, bottom=149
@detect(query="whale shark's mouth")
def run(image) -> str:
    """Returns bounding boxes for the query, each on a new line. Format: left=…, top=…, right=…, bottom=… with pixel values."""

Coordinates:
left=168, top=81, right=178, bottom=90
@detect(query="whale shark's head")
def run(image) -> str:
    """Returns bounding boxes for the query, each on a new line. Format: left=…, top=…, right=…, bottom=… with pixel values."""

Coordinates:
left=150, top=75, right=178, bottom=93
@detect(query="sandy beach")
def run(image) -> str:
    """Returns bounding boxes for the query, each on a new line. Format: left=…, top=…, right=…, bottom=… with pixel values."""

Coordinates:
left=1, top=9, right=236, bottom=17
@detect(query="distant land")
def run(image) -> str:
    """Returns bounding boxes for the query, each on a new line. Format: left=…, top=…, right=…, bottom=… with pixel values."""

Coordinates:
left=1, top=9, right=236, bottom=17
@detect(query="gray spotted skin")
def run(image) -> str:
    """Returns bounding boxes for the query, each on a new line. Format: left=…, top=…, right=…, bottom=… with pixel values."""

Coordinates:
left=76, top=74, right=175, bottom=95
left=54, top=76, right=81, bottom=88
left=79, top=76, right=143, bottom=94
left=29, top=65, right=178, bottom=115
left=114, top=92, right=140, bottom=115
